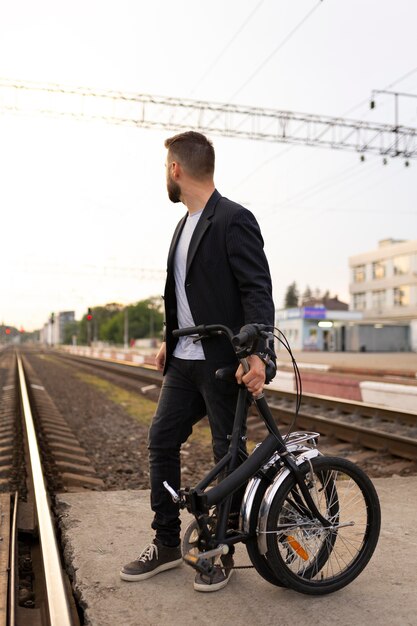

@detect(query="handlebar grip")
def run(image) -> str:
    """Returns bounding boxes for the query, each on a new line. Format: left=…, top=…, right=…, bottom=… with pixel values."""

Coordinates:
left=172, top=325, right=206, bottom=338
left=231, top=324, right=258, bottom=349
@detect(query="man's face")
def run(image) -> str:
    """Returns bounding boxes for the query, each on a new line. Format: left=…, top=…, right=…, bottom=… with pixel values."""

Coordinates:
left=166, top=157, right=182, bottom=203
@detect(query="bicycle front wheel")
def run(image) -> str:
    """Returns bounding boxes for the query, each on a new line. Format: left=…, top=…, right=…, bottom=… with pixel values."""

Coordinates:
left=265, top=456, right=381, bottom=595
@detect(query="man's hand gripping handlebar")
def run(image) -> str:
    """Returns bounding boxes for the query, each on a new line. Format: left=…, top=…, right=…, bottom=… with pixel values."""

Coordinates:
left=172, top=323, right=275, bottom=398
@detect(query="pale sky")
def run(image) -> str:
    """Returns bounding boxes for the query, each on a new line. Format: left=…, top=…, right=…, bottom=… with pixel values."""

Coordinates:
left=1, top=0, right=416, bottom=331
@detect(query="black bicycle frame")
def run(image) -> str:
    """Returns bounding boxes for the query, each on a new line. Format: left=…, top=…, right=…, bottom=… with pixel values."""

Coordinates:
left=184, top=386, right=332, bottom=533
left=180, top=379, right=288, bottom=547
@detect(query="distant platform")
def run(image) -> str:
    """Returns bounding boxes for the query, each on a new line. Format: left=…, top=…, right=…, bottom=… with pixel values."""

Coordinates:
left=277, top=350, right=417, bottom=376
left=57, top=477, right=417, bottom=626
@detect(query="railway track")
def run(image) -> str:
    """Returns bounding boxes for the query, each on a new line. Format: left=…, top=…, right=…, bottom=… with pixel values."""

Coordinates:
left=52, top=349, right=417, bottom=462
left=0, top=345, right=415, bottom=623
left=0, top=349, right=98, bottom=625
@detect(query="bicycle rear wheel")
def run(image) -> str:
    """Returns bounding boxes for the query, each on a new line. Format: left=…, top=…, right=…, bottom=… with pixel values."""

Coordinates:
left=265, top=456, right=381, bottom=595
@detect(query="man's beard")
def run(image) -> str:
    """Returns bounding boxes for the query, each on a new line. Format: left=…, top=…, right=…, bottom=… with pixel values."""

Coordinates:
left=167, top=177, right=182, bottom=203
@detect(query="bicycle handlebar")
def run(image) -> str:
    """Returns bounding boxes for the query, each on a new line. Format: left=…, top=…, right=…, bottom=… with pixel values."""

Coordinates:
left=172, top=322, right=271, bottom=357
left=231, top=323, right=266, bottom=349
left=172, top=324, right=234, bottom=340
left=172, top=325, right=207, bottom=338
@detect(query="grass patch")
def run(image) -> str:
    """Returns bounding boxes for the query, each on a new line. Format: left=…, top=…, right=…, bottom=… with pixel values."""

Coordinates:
left=76, top=371, right=213, bottom=445
left=75, top=372, right=156, bottom=426
left=37, top=354, right=74, bottom=371
left=76, top=371, right=256, bottom=451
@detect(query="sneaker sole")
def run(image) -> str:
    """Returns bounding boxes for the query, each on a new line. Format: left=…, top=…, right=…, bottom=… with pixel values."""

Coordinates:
left=120, top=557, right=183, bottom=581
left=193, top=568, right=234, bottom=592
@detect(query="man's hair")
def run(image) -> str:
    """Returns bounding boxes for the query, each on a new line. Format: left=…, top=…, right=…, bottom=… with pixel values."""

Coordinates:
left=164, top=131, right=215, bottom=180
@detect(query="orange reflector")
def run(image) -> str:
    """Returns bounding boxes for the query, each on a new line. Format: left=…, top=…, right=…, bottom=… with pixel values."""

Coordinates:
left=287, top=535, right=309, bottom=561
left=184, top=554, right=198, bottom=564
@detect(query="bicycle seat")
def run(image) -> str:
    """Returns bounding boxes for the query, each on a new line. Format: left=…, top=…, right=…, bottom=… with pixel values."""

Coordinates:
left=215, top=361, right=276, bottom=385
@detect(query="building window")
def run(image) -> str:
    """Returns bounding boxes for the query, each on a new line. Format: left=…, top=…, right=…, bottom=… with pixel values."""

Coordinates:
left=372, top=260, right=386, bottom=280
left=353, top=265, right=366, bottom=282
left=394, top=286, right=410, bottom=307
left=393, top=255, right=410, bottom=275
left=308, top=328, right=317, bottom=345
left=353, top=292, right=366, bottom=310
left=372, top=290, right=386, bottom=310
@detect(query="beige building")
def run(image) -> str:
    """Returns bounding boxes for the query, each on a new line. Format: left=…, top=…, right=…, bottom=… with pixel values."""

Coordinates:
left=349, top=238, right=417, bottom=350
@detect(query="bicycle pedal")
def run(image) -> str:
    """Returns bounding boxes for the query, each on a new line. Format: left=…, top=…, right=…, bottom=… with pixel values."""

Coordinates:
left=183, top=553, right=216, bottom=577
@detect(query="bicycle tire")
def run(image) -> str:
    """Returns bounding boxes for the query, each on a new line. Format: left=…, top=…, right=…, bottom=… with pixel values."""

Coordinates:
left=247, top=462, right=338, bottom=585
left=265, top=456, right=381, bottom=595
left=245, top=478, right=286, bottom=587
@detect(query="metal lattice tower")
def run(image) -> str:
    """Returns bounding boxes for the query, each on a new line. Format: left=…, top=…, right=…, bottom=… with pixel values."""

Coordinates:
left=1, top=78, right=416, bottom=158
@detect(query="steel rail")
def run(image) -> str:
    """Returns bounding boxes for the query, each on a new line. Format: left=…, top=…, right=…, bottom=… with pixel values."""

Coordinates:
left=266, top=388, right=417, bottom=426
left=267, top=401, right=417, bottom=461
left=7, top=492, right=18, bottom=626
left=17, top=356, right=73, bottom=626
left=53, top=351, right=417, bottom=460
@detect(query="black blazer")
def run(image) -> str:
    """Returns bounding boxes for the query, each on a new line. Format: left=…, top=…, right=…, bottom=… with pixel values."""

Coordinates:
left=163, top=189, right=275, bottom=372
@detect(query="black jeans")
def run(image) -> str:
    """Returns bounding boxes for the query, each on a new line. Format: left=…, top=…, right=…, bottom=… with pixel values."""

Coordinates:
left=148, top=357, right=245, bottom=547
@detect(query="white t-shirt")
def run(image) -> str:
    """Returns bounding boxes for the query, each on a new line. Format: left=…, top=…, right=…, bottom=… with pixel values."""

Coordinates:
left=173, top=210, right=205, bottom=360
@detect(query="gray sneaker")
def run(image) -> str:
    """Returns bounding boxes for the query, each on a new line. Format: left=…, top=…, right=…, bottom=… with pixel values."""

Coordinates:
left=120, top=540, right=182, bottom=581
left=193, top=553, right=234, bottom=592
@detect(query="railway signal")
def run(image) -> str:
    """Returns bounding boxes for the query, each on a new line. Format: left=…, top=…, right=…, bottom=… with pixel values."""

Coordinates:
left=86, top=308, right=93, bottom=346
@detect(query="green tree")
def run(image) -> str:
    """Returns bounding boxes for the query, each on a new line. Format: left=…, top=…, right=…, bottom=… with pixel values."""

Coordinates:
left=301, top=285, right=312, bottom=304
left=79, top=303, right=124, bottom=344
left=97, top=297, right=164, bottom=345
left=62, top=321, right=80, bottom=345
left=284, top=282, right=299, bottom=308
left=127, top=298, right=163, bottom=340
left=100, top=312, right=123, bottom=343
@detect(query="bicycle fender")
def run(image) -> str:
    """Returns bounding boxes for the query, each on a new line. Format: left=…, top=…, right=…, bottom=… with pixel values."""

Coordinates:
left=240, top=476, right=263, bottom=535
left=240, top=464, right=291, bottom=536
left=256, top=449, right=320, bottom=555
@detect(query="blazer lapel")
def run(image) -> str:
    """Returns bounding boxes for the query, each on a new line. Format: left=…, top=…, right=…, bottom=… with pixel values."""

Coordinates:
left=186, top=189, right=221, bottom=276
left=167, top=213, right=187, bottom=272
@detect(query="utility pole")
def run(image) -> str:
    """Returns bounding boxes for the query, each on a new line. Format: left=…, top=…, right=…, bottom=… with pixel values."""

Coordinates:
left=50, top=313, right=55, bottom=347
left=124, top=307, right=129, bottom=350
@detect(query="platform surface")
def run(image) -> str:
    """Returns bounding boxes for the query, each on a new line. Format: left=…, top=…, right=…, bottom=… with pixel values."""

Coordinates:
left=57, top=476, right=417, bottom=626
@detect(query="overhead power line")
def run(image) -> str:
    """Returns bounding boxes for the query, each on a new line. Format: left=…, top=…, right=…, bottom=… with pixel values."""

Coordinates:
left=0, top=78, right=416, bottom=158
left=229, top=0, right=323, bottom=102
left=13, top=259, right=166, bottom=281
left=189, top=0, right=266, bottom=96
left=386, top=65, right=417, bottom=91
